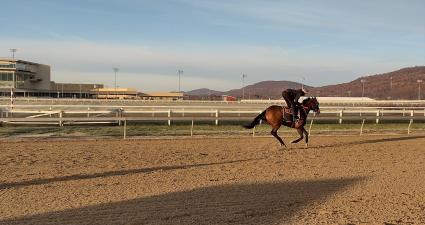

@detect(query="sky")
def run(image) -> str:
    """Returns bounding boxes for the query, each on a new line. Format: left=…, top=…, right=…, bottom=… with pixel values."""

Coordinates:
left=1, top=0, right=424, bottom=92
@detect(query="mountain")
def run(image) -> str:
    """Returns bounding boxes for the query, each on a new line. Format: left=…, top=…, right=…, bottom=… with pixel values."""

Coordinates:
left=226, top=81, right=312, bottom=99
left=311, top=66, right=425, bottom=99
left=185, top=66, right=425, bottom=100
left=185, top=88, right=224, bottom=96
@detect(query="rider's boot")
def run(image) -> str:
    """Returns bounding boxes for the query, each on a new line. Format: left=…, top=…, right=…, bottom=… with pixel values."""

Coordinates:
left=292, top=107, right=299, bottom=122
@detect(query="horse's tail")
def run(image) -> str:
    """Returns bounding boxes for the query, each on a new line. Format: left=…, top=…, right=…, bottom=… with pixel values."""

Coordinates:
left=243, top=110, right=266, bottom=129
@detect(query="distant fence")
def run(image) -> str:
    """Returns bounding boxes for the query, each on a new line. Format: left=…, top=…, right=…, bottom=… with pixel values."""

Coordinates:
left=1, top=115, right=424, bottom=139
left=1, top=107, right=425, bottom=126
left=1, top=97, right=425, bottom=107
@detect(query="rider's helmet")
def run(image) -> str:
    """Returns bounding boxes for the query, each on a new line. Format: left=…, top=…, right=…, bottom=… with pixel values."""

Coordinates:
left=301, top=87, right=308, bottom=95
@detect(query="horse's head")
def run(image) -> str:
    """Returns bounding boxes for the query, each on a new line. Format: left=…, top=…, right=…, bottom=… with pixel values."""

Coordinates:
left=302, top=97, right=320, bottom=114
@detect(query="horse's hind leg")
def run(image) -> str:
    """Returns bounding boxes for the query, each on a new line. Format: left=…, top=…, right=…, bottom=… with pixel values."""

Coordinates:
left=271, top=127, right=286, bottom=147
left=303, top=127, right=309, bottom=147
left=292, top=128, right=304, bottom=144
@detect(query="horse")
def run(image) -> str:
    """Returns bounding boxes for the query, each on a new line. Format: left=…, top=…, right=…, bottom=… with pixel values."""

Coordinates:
left=243, top=97, right=320, bottom=147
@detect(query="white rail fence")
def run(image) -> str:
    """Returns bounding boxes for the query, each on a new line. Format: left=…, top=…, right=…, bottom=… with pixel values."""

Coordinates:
left=1, top=107, right=425, bottom=125
left=1, top=108, right=425, bottom=136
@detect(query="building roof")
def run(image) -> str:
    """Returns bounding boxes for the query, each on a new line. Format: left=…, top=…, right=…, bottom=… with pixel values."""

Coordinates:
left=93, top=88, right=138, bottom=94
left=142, top=92, right=184, bottom=97
left=0, top=58, right=47, bottom=66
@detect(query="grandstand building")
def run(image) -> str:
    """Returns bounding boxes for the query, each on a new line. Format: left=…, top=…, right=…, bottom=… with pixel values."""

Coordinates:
left=0, top=58, right=103, bottom=98
left=0, top=58, right=50, bottom=91
left=0, top=58, right=185, bottom=100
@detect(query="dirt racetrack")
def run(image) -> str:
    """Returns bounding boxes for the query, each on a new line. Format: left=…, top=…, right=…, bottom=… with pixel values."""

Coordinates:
left=0, top=135, right=424, bottom=225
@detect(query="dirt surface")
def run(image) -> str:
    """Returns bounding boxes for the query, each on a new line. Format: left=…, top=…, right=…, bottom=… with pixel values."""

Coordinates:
left=0, top=135, right=424, bottom=225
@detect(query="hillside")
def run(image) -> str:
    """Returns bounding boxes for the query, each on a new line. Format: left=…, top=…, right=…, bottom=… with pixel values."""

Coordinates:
left=312, top=66, right=425, bottom=99
left=185, top=66, right=425, bottom=100
left=185, top=88, right=224, bottom=96
left=226, top=81, right=312, bottom=99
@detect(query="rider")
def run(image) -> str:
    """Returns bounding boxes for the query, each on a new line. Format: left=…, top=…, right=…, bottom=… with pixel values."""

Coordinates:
left=281, top=87, right=308, bottom=121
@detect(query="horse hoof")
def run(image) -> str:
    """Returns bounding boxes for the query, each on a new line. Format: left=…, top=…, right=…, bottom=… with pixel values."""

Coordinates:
left=305, top=143, right=309, bottom=148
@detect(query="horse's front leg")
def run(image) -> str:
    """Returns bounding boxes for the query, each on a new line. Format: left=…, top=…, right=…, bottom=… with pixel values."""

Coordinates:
left=271, top=126, right=286, bottom=147
left=302, top=127, right=309, bottom=147
left=291, top=128, right=304, bottom=144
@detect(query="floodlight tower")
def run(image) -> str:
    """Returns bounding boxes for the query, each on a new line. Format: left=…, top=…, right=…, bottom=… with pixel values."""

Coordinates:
left=178, top=69, right=183, bottom=93
left=418, top=79, right=423, bottom=100
left=242, top=74, right=247, bottom=99
left=361, top=79, right=366, bottom=97
left=113, top=67, right=119, bottom=97
left=301, top=76, right=306, bottom=89
left=9, top=48, right=17, bottom=60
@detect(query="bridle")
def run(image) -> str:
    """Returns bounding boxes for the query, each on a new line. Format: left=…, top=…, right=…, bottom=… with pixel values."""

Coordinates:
left=302, top=98, right=319, bottom=113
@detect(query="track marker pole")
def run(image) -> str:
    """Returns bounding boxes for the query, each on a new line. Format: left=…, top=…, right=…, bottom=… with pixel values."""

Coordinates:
left=376, top=110, right=380, bottom=124
left=123, top=119, right=127, bottom=139
left=190, top=120, right=194, bottom=136
left=308, top=119, right=314, bottom=134
left=215, top=110, right=219, bottom=125
left=168, top=109, right=171, bottom=126
left=360, top=119, right=365, bottom=135
left=59, top=111, right=63, bottom=127
left=408, top=119, right=413, bottom=135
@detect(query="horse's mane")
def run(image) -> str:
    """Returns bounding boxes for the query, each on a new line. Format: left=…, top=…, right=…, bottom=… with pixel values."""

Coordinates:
left=302, top=97, right=312, bottom=105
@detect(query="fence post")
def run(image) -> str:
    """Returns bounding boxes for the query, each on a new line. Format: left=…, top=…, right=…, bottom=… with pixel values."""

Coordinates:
left=308, top=119, right=314, bottom=134
left=339, top=110, right=343, bottom=124
left=407, top=119, right=413, bottom=135
left=123, top=119, right=127, bottom=139
left=215, top=110, right=219, bottom=125
left=168, top=109, right=171, bottom=126
left=190, top=120, right=194, bottom=136
left=118, top=108, right=123, bottom=126
left=376, top=110, right=380, bottom=124
left=360, top=119, right=365, bottom=135
left=87, top=107, right=90, bottom=118
left=115, top=110, right=119, bottom=125
left=59, top=110, right=63, bottom=127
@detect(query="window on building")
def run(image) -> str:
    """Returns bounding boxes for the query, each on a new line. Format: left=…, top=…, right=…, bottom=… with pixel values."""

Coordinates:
left=0, top=64, right=15, bottom=68
left=0, top=72, right=13, bottom=81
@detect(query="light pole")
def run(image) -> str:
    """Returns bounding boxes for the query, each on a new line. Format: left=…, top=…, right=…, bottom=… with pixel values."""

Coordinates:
left=390, top=77, right=393, bottom=99
left=301, top=76, right=306, bottom=89
left=113, top=67, right=119, bottom=98
left=418, top=80, right=423, bottom=100
left=10, top=87, right=14, bottom=110
left=242, top=74, right=247, bottom=100
left=9, top=48, right=17, bottom=60
left=178, top=69, right=183, bottom=93
left=361, top=79, right=366, bottom=97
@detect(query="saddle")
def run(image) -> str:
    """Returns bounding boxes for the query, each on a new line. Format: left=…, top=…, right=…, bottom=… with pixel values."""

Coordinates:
left=282, top=106, right=297, bottom=122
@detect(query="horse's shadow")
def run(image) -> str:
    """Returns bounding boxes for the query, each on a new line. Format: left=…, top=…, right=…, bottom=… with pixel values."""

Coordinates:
left=0, top=177, right=365, bottom=225
left=306, top=135, right=425, bottom=150
left=0, top=158, right=262, bottom=190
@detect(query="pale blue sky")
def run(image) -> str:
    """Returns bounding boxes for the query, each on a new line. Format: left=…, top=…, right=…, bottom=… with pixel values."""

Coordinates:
left=1, top=0, right=424, bottom=91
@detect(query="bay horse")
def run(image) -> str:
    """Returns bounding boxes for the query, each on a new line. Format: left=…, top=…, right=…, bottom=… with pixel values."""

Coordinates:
left=243, top=97, right=320, bottom=147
